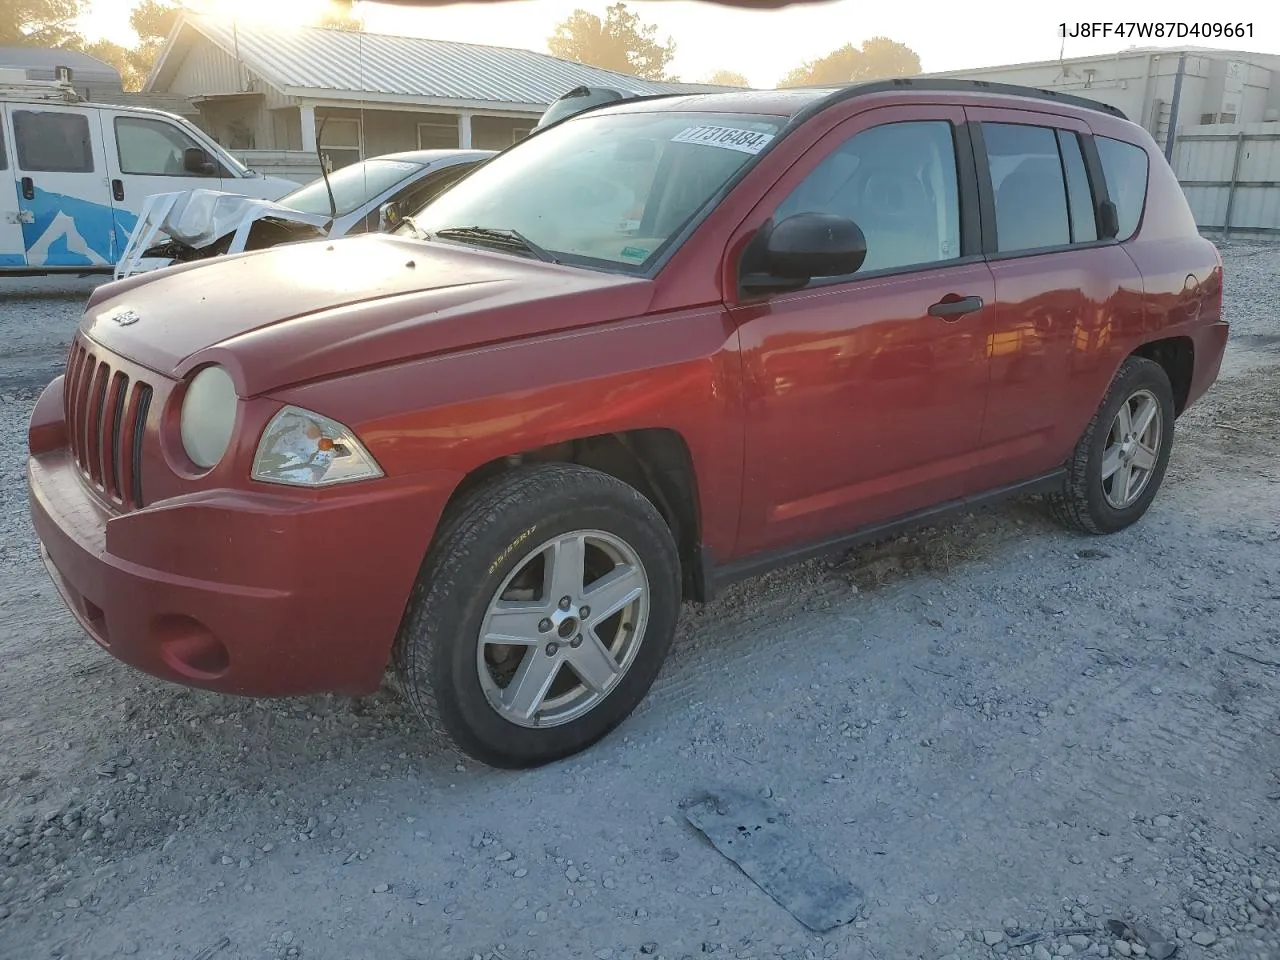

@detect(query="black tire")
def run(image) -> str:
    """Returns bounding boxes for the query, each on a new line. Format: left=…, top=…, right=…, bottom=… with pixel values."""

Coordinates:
left=394, top=463, right=681, bottom=768
left=1048, top=355, right=1176, bottom=534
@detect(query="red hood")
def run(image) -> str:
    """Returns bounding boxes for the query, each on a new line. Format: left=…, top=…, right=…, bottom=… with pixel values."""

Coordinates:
left=82, top=235, right=655, bottom=396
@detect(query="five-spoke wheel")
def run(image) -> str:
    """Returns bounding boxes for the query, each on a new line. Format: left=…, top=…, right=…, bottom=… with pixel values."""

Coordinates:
left=477, top=530, right=650, bottom=728
left=395, top=463, right=680, bottom=768
left=1049, top=356, right=1176, bottom=534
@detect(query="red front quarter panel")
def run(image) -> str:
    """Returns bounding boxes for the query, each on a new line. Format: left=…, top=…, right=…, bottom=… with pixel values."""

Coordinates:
left=270, top=307, right=748, bottom=564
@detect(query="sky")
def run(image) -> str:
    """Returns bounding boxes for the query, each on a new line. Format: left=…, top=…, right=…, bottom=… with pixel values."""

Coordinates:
left=76, top=0, right=1280, bottom=90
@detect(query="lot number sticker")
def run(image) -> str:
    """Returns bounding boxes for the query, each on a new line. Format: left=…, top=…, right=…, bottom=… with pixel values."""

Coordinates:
left=671, top=125, right=775, bottom=154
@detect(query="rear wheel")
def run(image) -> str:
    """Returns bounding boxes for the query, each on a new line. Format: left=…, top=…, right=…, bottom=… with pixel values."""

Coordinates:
left=394, top=463, right=681, bottom=768
left=1048, top=356, right=1176, bottom=534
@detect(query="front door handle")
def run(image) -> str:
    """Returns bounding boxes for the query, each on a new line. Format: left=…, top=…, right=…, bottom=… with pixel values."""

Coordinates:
left=20, top=177, right=34, bottom=201
left=111, top=179, right=125, bottom=202
left=928, top=295, right=984, bottom=320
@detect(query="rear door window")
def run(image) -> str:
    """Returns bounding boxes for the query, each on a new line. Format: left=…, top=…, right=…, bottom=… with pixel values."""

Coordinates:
left=1095, top=136, right=1150, bottom=241
left=982, top=122, right=1071, bottom=253
left=0, top=120, right=8, bottom=171
left=13, top=110, right=95, bottom=172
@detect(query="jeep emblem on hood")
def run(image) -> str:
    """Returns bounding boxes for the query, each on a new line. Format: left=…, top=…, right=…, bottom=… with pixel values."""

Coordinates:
left=105, top=306, right=140, bottom=326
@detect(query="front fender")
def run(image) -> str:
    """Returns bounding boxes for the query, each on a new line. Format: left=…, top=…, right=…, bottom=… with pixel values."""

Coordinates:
left=266, top=307, right=747, bottom=561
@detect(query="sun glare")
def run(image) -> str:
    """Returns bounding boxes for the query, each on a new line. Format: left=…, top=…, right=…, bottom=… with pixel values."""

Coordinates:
left=182, top=0, right=351, bottom=31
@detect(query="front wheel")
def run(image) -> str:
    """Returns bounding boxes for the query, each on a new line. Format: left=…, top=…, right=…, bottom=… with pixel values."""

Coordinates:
left=394, top=463, right=681, bottom=768
left=1048, top=355, right=1176, bottom=534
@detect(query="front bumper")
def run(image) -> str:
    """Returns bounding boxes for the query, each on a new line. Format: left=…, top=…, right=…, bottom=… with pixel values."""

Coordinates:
left=28, top=389, right=452, bottom=698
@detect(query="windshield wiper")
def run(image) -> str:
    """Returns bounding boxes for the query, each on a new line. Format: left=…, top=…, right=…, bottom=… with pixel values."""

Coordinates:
left=433, top=226, right=560, bottom=264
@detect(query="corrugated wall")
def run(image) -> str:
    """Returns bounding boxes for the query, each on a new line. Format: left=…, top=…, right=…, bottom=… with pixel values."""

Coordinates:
left=168, top=40, right=243, bottom=96
left=1174, top=123, right=1280, bottom=237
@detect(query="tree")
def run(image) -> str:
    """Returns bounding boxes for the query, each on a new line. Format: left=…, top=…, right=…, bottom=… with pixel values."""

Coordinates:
left=77, top=37, right=147, bottom=90
left=316, top=0, right=364, bottom=31
left=120, top=0, right=180, bottom=87
left=705, top=69, right=749, bottom=87
left=1, top=0, right=84, bottom=48
left=548, top=2, right=675, bottom=82
left=778, top=37, right=921, bottom=89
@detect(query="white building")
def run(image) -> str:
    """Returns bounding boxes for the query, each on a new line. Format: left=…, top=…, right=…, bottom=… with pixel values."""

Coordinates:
left=925, top=48, right=1280, bottom=237
left=143, top=13, right=730, bottom=176
left=923, top=47, right=1280, bottom=144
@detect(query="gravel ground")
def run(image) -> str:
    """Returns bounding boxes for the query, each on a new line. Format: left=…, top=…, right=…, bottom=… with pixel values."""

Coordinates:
left=1, top=243, right=1279, bottom=960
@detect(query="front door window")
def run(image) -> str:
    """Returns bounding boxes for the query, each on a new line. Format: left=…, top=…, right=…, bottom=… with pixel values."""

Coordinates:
left=775, top=120, right=962, bottom=275
left=114, top=116, right=219, bottom=177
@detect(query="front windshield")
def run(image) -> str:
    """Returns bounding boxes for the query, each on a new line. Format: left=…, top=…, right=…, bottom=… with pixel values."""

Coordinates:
left=408, top=111, right=786, bottom=272
left=278, top=158, right=423, bottom=218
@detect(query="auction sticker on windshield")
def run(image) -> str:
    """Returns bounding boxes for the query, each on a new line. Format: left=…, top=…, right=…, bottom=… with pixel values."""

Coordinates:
left=671, top=125, right=775, bottom=154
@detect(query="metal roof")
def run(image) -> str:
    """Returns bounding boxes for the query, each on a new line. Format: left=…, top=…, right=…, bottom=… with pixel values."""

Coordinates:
left=152, top=14, right=734, bottom=107
left=0, top=46, right=121, bottom=84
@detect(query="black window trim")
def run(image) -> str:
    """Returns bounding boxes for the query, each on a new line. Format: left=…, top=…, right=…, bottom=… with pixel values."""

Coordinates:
left=968, top=118, right=1121, bottom=262
left=741, top=116, right=985, bottom=296
left=1054, top=129, right=1104, bottom=245
left=113, top=115, right=229, bottom=178
left=0, top=118, right=8, bottom=172
left=1055, top=129, right=1080, bottom=244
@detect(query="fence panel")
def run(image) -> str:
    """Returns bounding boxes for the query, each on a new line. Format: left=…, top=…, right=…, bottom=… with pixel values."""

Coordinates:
left=1174, top=123, right=1280, bottom=238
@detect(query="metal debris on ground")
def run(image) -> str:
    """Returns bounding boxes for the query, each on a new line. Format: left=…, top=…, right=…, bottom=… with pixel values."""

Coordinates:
left=683, top=788, right=863, bottom=932
left=1106, top=919, right=1178, bottom=959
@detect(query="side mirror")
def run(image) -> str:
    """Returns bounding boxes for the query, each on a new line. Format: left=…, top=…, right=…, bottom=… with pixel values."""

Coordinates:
left=741, top=212, right=867, bottom=294
left=183, top=147, right=217, bottom=176
left=378, top=201, right=401, bottom=231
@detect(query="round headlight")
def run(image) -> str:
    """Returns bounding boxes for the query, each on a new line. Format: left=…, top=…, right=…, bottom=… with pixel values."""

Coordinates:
left=180, top=366, right=238, bottom=469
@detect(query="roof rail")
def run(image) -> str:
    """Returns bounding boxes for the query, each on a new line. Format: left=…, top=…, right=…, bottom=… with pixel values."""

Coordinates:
left=529, top=90, right=689, bottom=136
left=526, top=77, right=1126, bottom=141
left=0, top=76, right=82, bottom=103
left=809, top=77, right=1128, bottom=120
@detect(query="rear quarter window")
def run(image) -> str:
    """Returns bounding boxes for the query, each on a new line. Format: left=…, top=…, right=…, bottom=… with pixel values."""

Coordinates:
left=1096, top=136, right=1150, bottom=241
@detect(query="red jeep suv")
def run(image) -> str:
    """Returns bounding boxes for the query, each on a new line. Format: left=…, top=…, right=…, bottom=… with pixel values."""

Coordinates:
left=28, top=80, right=1227, bottom=768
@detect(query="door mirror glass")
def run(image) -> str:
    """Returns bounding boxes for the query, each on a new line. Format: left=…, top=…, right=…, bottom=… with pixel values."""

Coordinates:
left=183, top=147, right=216, bottom=175
left=763, top=212, right=868, bottom=281
left=378, top=200, right=401, bottom=230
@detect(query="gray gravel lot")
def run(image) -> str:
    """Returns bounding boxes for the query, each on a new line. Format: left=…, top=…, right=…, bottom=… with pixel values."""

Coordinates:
left=1, top=244, right=1279, bottom=960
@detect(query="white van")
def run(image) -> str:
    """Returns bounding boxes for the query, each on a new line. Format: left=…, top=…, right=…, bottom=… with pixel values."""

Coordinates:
left=1, top=75, right=295, bottom=274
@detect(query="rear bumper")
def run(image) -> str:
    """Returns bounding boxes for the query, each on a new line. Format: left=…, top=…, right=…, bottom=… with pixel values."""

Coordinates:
left=28, top=425, right=452, bottom=700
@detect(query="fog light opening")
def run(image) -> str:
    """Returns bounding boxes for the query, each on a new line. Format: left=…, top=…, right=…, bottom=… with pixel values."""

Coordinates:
left=82, top=599, right=109, bottom=642
left=153, top=615, right=230, bottom=679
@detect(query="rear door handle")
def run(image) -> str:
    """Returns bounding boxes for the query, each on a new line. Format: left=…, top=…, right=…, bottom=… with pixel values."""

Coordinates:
left=20, top=177, right=34, bottom=201
left=112, top=179, right=125, bottom=202
left=928, top=295, right=984, bottom=320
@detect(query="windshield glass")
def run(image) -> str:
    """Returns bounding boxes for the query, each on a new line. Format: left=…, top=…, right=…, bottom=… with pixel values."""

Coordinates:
left=278, top=158, right=423, bottom=217
left=407, top=111, right=786, bottom=272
